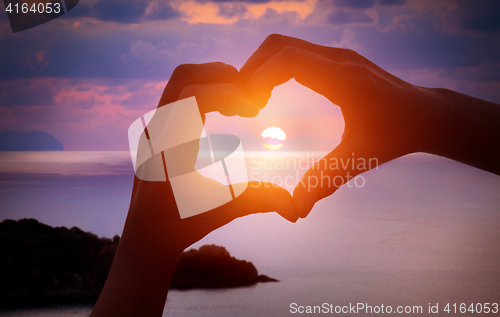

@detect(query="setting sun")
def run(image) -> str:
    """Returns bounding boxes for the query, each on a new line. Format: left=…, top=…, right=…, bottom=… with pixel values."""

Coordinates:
left=262, top=127, right=286, bottom=150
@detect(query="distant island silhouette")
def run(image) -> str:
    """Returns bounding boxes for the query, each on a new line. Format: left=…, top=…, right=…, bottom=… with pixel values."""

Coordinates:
left=0, top=130, right=63, bottom=151
left=0, top=219, right=277, bottom=309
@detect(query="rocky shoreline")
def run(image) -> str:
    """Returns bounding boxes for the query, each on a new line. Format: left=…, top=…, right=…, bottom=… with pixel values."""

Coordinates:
left=0, top=219, right=277, bottom=309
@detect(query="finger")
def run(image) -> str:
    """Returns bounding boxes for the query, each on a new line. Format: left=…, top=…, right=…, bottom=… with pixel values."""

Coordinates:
left=218, top=108, right=237, bottom=117
left=238, top=181, right=298, bottom=223
left=240, top=34, right=351, bottom=84
left=292, top=136, right=389, bottom=218
left=178, top=83, right=260, bottom=117
left=158, top=62, right=241, bottom=107
left=248, top=45, right=351, bottom=107
left=204, top=181, right=299, bottom=224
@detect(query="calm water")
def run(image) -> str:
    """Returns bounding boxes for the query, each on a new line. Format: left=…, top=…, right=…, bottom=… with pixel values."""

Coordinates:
left=1, top=151, right=499, bottom=316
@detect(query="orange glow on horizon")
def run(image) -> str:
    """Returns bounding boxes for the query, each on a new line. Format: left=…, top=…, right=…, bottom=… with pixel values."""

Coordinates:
left=174, top=0, right=317, bottom=24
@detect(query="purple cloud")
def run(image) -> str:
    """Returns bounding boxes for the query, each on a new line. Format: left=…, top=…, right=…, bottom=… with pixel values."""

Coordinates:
left=328, top=9, right=374, bottom=25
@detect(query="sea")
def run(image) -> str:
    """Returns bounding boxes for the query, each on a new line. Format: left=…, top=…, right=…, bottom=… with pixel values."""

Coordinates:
left=0, top=151, right=499, bottom=317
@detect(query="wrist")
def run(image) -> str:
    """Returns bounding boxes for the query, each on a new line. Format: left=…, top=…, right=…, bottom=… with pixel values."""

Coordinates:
left=411, top=87, right=456, bottom=155
left=417, top=87, right=500, bottom=174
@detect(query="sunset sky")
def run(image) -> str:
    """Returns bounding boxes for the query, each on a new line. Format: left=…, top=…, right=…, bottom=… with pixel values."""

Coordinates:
left=0, top=0, right=499, bottom=151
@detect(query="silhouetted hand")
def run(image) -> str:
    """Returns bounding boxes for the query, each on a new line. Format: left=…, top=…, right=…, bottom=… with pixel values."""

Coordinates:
left=90, top=62, right=298, bottom=317
left=146, top=62, right=298, bottom=247
left=240, top=34, right=500, bottom=218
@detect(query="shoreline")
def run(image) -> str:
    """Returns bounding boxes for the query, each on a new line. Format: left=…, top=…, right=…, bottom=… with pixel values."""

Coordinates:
left=0, top=219, right=278, bottom=310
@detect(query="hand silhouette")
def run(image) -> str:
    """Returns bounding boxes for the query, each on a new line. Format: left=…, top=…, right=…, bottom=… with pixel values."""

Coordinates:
left=240, top=34, right=500, bottom=218
left=90, top=62, right=298, bottom=317
left=138, top=61, right=298, bottom=246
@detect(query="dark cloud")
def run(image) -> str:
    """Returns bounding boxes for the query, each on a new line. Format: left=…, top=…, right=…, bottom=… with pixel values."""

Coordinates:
left=328, top=9, right=374, bottom=25
left=0, top=31, right=160, bottom=79
left=362, top=24, right=500, bottom=70
left=333, top=0, right=405, bottom=9
left=0, top=39, right=52, bottom=79
left=335, top=0, right=375, bottom=9
left=457, top=0, right=500, bottom=33
left=379, top=0, right=405, bottom=5
left=93, top=0, right=148, bottom=23
left=65, top=2, right=92, bottom=18
left=0, top=10, right=8, bottom=20
left=144, top=2, right=180, bottom=21
left=64, top=0, right=179, bottom=23
left=442, top=65, right=500, bottom=82
left=0, top=80, right=56, bottom=106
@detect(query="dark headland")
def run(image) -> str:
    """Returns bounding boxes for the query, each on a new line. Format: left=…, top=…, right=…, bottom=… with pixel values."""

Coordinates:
left=0, top=130, right=63, bottom=151
left=0, top=219, right=277, bottom=309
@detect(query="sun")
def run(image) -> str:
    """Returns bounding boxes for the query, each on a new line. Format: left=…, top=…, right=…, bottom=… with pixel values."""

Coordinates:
left=262, top=127, right=286, bottom=150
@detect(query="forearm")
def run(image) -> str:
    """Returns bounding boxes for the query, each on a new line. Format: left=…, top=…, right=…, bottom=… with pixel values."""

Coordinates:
left=420, top=87, right=500, bottom=175
left=89, top=243, right=179, bottom=317
left=90, top=196, right=183, bottom=317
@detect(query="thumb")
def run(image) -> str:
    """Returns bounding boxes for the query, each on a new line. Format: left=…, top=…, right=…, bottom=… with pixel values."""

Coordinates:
left=211, top=181, right=299, bottom=223
left=292, top=138, right=383, bottom=218
left=245, top=45, right=341, bottom=110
